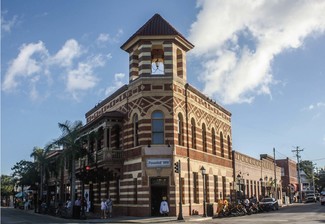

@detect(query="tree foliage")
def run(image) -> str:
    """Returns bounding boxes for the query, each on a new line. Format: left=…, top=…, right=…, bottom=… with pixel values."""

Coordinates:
left=45, top=120, right=85, bottom=206
left=316, top=168, right=325, bottom=192
left=299, top=160, right=314, bottom=181
left=1, top=175, right=15, bottom=196
left=11, top=160, right=39, bottom=186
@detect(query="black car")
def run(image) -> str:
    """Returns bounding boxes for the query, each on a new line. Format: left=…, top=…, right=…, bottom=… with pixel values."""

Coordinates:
left=259, top=197, right=279, bottom=211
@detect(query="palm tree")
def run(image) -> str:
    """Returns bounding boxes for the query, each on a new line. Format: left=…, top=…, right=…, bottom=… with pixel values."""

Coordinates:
left=30, top=147, right=49, bottom=202
left=46, top=120, right=85, bottom=208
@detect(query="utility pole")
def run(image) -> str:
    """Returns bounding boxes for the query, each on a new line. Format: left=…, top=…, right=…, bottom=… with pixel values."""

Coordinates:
left=292, top=146, right=304, bottom=203
left=273, top=148, right=277, bottom=200
left=312, top=163, right=316, bottom=196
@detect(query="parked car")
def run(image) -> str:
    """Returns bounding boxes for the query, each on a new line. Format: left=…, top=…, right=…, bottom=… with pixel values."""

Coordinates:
left=320, top=192, right=325, bottom=205
left=259, top=197, right=279, bottom=211
left=305, top=193, right=316, bottom=203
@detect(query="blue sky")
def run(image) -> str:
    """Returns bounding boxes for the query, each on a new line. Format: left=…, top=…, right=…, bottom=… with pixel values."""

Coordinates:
left=2, top=0, right=325, bottom=175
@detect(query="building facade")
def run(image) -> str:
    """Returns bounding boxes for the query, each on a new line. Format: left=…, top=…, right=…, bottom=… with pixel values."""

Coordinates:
left=276, top=157, right=298, bottom=203
left=72, top=14, right=233, bottom=217
left=233, top=151, right=282, bottom=203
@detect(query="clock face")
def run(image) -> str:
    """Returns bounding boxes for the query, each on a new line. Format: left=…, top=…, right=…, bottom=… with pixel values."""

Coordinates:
left=151, top=61, right=164, bottom=75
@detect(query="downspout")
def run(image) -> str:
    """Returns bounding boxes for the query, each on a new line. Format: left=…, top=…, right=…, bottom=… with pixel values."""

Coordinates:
left=185, top=83, right=192, bottom=214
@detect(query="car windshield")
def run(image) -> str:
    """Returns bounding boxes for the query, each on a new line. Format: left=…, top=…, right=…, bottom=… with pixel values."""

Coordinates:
left=261, top=198, right=273, bottom=202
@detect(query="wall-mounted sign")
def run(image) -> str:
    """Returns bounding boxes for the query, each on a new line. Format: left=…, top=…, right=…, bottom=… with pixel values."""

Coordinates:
left=146, top=158, right=171, bottom=168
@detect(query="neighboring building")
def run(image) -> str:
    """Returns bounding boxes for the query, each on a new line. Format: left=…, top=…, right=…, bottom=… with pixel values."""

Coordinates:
left=300, top=170, right=312, bottom=191
left=233, top=151, right=282, bottom=202
left=276, top=157, right=298, bottom=202
left=72, top=14, right=233, bottom=217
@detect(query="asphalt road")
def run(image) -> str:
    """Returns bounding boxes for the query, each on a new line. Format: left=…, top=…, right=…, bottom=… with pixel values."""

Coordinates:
left=212, top=202, right=325, bottom=224
left=1, top=207, right=76, bottom=224
left=1, top=202, right=325, bottom=224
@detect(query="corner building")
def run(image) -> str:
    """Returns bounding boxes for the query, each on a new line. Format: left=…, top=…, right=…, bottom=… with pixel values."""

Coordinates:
left=79, top=14, right=233, bottom=217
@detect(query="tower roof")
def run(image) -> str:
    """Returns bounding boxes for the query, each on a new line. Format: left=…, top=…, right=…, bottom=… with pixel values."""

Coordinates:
left=121, top=13, right=194, bottom=51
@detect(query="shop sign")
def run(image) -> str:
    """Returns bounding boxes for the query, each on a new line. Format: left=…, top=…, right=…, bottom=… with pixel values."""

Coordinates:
left=146, top=159, right=171, bottom=168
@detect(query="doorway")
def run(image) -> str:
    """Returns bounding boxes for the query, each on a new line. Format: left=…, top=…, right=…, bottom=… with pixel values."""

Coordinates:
left=150, top=177, right=168, bottom=216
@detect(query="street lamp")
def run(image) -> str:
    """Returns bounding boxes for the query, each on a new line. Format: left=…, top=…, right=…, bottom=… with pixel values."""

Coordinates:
left=237, top=172, right=249, bottom=201
left=237, top=174, right=242, bottom=202
left=35, top=182, right=39, bottom=213
left=200, top=166, right=207, bottom=217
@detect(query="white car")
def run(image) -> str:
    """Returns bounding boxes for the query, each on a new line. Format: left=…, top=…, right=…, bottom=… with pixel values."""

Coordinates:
left=320, top=192, right=325, bottom=205
left=305, top=193, right=316, bottom=203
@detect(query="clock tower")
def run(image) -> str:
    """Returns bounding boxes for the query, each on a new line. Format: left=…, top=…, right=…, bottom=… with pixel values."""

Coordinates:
left=121, top=14, right=194, bottom=83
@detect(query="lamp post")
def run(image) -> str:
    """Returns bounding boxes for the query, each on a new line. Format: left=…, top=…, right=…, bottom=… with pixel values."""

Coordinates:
left=237, top=172, right=249, bottom=201
left=176, top=160, right=184, bottom=221
left=200, top=166, right=207, bottom=217
left=237, top=174, right=242, bottom=202
left=34, top=182, right=39, bottom=213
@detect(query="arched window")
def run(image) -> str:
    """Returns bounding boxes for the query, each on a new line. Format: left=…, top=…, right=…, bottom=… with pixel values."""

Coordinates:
left=202, top=123, right=207, bottom=152
left=178, top=113, right=184, bottom=146
left=220, top=132, right=224, bottom=157
left=152, top=111, right=164, bottom=144
left=191, top=118, right=196, bottom=149
left=133, top=114, right=139, bottom=147
left=212, top=128, right=216, bottom=155
left=227, top=135, right=231, bottom=159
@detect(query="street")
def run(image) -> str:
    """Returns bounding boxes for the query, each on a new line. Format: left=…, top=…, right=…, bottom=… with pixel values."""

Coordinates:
left=1, top=202, right=325, bottom=224
left=210, top=202, right=325, bottom=224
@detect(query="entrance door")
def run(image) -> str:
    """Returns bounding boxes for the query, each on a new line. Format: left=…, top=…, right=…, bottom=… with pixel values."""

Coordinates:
left=150, top=177, right=168, bottom=216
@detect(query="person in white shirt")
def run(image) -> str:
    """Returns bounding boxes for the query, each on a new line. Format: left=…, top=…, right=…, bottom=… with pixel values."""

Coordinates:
left=160, top=197, right=169, bottom=216
left=100, top=199, right=107, bottom=219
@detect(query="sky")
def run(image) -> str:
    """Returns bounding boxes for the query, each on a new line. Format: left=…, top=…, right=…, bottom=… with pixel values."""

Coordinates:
left=2, top=0, right=325, bottom=176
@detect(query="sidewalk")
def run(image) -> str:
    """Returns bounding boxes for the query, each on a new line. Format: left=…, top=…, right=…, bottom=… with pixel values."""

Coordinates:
left=85, top=215, right=213, bottom=223
left=21, top=208, right=213, bottom=223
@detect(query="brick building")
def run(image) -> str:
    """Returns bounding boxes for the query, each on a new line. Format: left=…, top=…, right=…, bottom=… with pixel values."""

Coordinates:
left=233, top=151, right=282, bottom=203
left=73, top=14, right=233, bottom=217
left=276, top=157, right=298, bottom=203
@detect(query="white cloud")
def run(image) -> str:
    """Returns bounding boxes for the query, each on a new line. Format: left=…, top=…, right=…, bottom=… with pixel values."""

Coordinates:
left=96, top=29, right=124, bottom=44
left=307, top=102, right=325, bottom=110
left=51, top=39, right=82, bottom=67
left=66, top=54, right=108, bottom=100
left=97, top=33, right=110, bottom=42
left=105, top=73, right=126, bottom=95
left=2, top=38, right=110, bottom=101
left=67, top=63, right=98, bottom=93
left=189, top=0, right=325, bottom=104
left=1, top=11, right=19, bottom=33
left=2, top=41, right=49, bottom=92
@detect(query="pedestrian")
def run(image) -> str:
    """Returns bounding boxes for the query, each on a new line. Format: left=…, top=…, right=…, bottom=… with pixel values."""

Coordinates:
left=105, top=197, right=113, bottom=218
left=65, top=198, right=72, bottom=209
left=159, top=196, right=169, bottom=216
left=75, top=197, right=81, bottom=206
left=100, top=199, right=107, bottom=219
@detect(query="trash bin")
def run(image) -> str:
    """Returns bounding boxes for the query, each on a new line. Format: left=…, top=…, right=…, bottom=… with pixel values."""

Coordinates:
left=207, top=204, right=214, bottom=217
left=72, top=205, right=81, bottom=219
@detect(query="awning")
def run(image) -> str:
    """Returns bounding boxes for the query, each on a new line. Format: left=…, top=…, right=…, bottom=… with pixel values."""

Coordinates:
left=289, top=183, right=297, bottom=192
left=15, top=192, right=28, bottom=198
